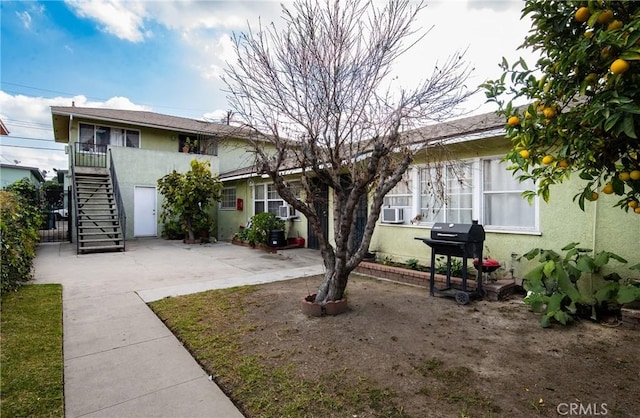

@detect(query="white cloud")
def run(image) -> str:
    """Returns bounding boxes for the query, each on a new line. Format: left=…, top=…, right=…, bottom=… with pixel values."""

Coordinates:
left=16, top=11, right=32, bottom=29
left=65, top=0, right=149, bottom=42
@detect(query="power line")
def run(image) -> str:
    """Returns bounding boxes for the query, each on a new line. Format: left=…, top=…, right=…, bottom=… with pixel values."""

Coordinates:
left=1, top=136, right=57, bottom=142
left=0, top=144, right=65, bottom=152
left=1, top=82, right=218, bottom=115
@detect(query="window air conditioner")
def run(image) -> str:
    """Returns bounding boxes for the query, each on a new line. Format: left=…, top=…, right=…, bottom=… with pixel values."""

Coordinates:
left=278, top=205, right=298, bottom=220
left=381, top=207, right=405, bottom=224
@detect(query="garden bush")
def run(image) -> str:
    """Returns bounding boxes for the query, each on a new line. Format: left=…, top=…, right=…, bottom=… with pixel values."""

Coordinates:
left=522, top=243, right=640, bottom=327
left=1, top=185, right=42, bottom=293
left=246, top=213, right=285, bottom=246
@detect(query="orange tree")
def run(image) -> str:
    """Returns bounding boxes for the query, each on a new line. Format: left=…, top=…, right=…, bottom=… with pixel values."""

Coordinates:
left=483, top=1, right=640, bottom=213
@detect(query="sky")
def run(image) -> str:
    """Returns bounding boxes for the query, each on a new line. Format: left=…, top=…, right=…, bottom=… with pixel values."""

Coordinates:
left=0, top=0, right=535, bottom=179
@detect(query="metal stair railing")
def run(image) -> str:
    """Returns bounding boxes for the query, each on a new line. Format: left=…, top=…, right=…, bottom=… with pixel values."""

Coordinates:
left=70, top=146, right=80, bottom=254
left=109, top=149, right=126, bottom=251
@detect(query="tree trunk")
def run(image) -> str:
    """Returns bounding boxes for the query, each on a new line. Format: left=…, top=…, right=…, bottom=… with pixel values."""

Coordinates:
left=185, top=218, right=195, bottom=241
left=315, top=263, right=351, bottom=304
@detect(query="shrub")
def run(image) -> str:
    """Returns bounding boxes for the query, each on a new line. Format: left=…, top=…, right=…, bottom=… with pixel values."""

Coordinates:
left=522, top=243, right=640, bottom=327
left=246, top=213, right=285, bottom=246
left=161, top=220, right=184, bottom=240
left=1, top=189, right=42, bottom=293
left=406, top=258, right=420, bottom=271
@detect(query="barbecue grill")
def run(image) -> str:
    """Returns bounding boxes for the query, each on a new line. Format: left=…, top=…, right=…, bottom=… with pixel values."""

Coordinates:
left=415, top=220, right=486, bottom=305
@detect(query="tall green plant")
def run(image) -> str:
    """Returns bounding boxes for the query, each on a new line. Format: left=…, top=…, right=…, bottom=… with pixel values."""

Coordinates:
left=0, top=188, right=42, bottom=293
left=157, top=160, right=223, bottom=242
left=522, top=243, right=640, bottom=327
left=246, top=212, right=285, bottom=246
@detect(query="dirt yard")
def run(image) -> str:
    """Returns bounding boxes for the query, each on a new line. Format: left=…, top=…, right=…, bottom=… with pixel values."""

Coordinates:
left=234, top=275, right=639, bottom=417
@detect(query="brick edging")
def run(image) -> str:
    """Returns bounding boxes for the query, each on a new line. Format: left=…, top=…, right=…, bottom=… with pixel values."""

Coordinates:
left=354, top=261, right=516, bottom=301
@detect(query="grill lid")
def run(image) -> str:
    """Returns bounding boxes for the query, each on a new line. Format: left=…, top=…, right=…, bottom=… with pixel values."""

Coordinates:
left=430, top=221, right=485, bottom=243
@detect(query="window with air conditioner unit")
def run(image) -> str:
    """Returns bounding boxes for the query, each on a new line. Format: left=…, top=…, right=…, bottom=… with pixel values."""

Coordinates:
left=381, top=207, right=405, bottom=224
left=278, top=205, right=298, bottom=220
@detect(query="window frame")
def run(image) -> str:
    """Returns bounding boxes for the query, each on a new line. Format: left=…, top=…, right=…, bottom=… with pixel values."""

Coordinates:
left=381, top=156, right=539, bottom=235
left=220, top=187, right=237, bottom=210
left=78, top=122, right=140, bottom=151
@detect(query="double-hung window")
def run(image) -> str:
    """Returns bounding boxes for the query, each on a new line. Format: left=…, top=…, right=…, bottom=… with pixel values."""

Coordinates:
left=482, top=158, right=537, bottom=231
left=253, top=182, right=302, bottom=215
left=383, top=171, right=412, bottom=208
left=384, top=157, right=538, bottom=233
left=220, top=188, right=236, bottom=210
left=254, top=184, right=285, bottom=215
left=419, top=163, right=473, bottom=224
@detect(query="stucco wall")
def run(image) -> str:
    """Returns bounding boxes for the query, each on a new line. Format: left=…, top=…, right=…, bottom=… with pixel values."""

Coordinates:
left=369, top=175, right=639, bottom=281
left=217, top=175, right=309, bottom=242
left=0, top=167, right=41, bottom=188
left=109, top=147, right=219, bottom=239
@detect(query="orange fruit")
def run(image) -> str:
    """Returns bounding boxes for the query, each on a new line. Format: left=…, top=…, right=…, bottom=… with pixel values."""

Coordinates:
left=601, top=46, right=613, bottom=58
left=611, top=59, right=630, bottom=74
left=602, top=183, right=614, bottom=194
left=542, top=155, right=555, bottom=165
left=507, top=116, right=521, bottom=127
left=584, top=30, right=594, bottom=39
left=597, top=9, right=614, bottom=24
left=635, top=207, right=640, bottom=214
left=519, top=150, right=530, bottom=159
left=629, top=200, right=639, bottom=209
left=619, top=172, right=631, bottom=181
left=589, top=191, right=599, bottom=201
left=575, top=7, right=590, bottom=22
left=630, top=170, right=640, bottom=180
left=543, top=107, right=557, bottom=119
left=608, top=20, right=623, bottom=30
left=558, top=159, right=570, bottom=168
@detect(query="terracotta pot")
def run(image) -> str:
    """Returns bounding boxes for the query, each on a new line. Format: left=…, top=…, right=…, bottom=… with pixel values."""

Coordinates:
left=301, top=294, right=348, bottom=317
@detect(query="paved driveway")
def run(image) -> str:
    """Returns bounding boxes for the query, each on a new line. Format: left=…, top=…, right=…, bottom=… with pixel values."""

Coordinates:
left=34, top=239, right=324, bottom=417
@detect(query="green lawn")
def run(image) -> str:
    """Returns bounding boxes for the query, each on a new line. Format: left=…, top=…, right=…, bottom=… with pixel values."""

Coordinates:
left=1, top=284, right=64, bottom=417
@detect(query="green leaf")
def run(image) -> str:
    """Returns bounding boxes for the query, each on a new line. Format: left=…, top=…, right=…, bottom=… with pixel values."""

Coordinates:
left=576, top=255, right=595, bottom=273
left=540, top=314, right=551, bottom=328
left=594, top=251, right=609, bottom=268
left=621, top=115, right=637, bottom=139
left=557, top=265, right=581, bottom=303
left=554, top=310, right=571, bottom=325
left=594, top=282, right=619, bottom=304
left=618, top=285, right=640, bottom=304
left=608, top=252, right=627, bottom=264
left=546, top=292, right=564, bottom=313
left=543, top=260, right=555, bottom=278
left=561, top=242, right=579, bottom=251
left=619, top=51, right=640, bottom=61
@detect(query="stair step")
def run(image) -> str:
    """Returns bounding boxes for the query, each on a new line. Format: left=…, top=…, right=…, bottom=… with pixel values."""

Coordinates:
left=80, top=232, right=122, bottom=237
left=79, top=237, right=124, bottom=243
left=79, top=244, right=125, bottom=253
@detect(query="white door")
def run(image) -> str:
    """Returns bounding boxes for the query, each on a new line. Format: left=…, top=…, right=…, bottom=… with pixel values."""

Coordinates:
left=134, top=186, right=157, bottom=237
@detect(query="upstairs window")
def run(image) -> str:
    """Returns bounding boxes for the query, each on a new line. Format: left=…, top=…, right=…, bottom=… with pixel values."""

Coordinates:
left=79, top=123, right=139, bottom=150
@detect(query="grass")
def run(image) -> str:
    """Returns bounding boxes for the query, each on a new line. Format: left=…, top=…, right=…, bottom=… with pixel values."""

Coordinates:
left=1, top=284, right=64, bottom=417
left=149, top=286, right=410, bottom=418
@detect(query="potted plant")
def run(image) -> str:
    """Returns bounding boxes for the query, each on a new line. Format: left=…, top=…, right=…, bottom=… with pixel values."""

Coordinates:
left=182, top=137, right=198, bottom=153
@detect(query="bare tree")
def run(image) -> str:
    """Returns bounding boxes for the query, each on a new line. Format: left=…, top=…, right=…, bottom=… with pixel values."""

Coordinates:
left=223, top=0, right=473, bottom=303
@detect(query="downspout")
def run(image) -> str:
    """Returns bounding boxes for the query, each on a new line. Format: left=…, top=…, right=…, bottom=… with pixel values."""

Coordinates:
left=592, top=195, right=598, bottom=254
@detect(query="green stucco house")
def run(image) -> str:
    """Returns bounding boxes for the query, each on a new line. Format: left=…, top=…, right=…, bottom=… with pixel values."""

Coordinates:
left=50, top=105, right=639, bottom=281
left=218, top=110, right=640, bottom=281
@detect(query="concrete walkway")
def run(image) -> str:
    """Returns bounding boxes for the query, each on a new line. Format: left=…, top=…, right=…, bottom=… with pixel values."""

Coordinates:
left=33, top=239, right=324, bottom=418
